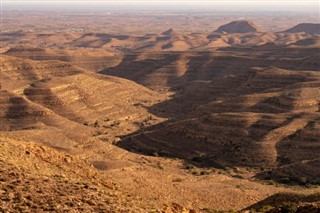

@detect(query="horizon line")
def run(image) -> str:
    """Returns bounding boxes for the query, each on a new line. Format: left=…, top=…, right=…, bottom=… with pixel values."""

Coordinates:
left=2, top=0, right=319, bottom=3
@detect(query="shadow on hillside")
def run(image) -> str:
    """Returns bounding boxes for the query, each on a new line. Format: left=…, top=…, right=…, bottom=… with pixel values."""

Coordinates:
left=254, top=119, right=320, bottom=185
left=111, top=48, right=320, bottom=174
left=99, top=53, right=183, bottom=89
left=243, top=192, right=320, bottom=212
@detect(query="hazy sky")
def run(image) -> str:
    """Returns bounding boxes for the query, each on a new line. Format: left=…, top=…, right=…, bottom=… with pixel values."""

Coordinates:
left=2, top=0, right=320, bottom=12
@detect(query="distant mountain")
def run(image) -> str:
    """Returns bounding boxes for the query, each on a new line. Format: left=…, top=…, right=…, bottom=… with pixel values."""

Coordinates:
left=285, top=23, right=320, bottom=34
left=161, top=28, right=183, bottom=36
left=215, top=20, right=260, bottom=33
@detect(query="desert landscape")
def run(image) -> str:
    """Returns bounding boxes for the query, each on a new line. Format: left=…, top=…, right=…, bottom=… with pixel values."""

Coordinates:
left=1, top=1, right=320, bottom=212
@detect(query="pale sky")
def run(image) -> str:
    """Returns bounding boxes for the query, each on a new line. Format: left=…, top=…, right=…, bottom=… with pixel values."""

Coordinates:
left=2, top=0, right=320, bottom=12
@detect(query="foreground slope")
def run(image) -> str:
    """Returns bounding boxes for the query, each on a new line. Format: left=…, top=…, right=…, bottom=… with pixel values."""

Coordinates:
left=0, top=135, right=143, bottom=212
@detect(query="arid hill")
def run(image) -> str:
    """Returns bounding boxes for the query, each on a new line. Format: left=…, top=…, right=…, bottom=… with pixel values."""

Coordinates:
left=161, top=28, right=183, bottom=36
left=215, top=20, right=261, bottom=33
left=285, top=23, right=320, bottom=34
left=1, top=21, right=320, bottom=53
left=3, top=46, right=119, bottom=71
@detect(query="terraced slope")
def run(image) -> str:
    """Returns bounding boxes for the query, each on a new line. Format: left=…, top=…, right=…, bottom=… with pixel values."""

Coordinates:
left=4, top=46, right=120, bottom=71
left=0, top=55, right=168, bottom=141
left=102, top=48, right=320, bottom=92
left=117, top=66, right=320, bottom=182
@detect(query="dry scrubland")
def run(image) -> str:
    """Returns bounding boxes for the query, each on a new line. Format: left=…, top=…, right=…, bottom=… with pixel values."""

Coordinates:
left=1, top=19, right=320, bottom=212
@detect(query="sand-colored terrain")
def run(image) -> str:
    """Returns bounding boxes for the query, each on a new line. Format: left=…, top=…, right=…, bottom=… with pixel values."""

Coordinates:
left=1, top=19, right=320, bottom=212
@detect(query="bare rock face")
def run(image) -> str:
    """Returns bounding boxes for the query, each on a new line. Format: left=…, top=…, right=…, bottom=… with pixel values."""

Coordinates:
left=215, top=20, right=260, bottom=33
left=285, top=23, right=320, bottom=34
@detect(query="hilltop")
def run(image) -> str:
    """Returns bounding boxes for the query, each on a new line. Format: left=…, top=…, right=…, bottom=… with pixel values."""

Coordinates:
left=215, top=20, right=261, bottom=33
left=285, top=23, right=320, bottom=34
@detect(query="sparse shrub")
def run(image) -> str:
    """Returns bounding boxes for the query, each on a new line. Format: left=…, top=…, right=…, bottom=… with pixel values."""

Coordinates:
left=93, top=131, right=102, bottom=136
left=157, top=150, right=170, bottom=157
left=224, top=167, right=231, bottom=172
left=172, top=178, right=183, bottom=182
left=287, top=205, right=298, bottom=213
left=144, top=116, right=153, bottom=122
left=258, top=205, right=274, bottom=212
left=185, top=164, right=195, bottom=170
left=310, top=179, right=320, bottom=186
left=192, top=156, right=203, bottom=162
left=192, top=171, right=198, bottom=175
left=200, top=171, right=210, bottom=176
left=232, top=175, right=243, bottom=179
left=280, top=202, right=298, bottom=213
left=280, top=177, right=291, bottom=184
left=83, top=121, right=88, bottom=126
left=308, top=120, right=316, bottom=129
left=201, top=208, right=212, bottom=213
left=268, top=180, right=277, bottom=185
left=135, top=122, right=145, bottom=128
left=94, top=120, right=99, bottom=128
left=298, top=177, right=308, bottom=185
left=110, top=120, right=120, bottom=127
left=156, top=162, right=164, bottom=170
